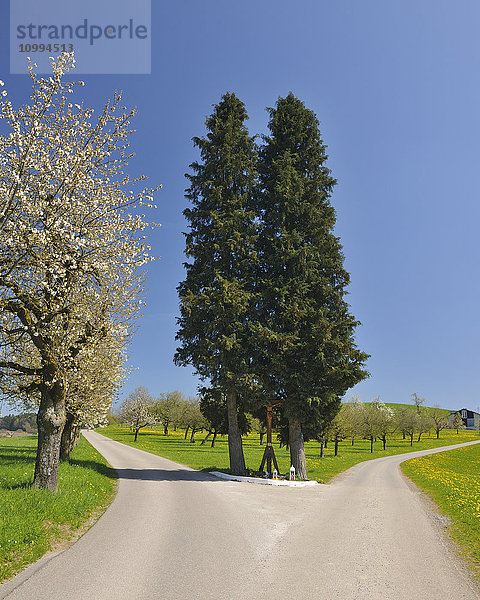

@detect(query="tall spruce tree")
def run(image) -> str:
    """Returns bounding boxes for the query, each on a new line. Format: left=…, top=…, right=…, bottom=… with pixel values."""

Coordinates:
left=256, top=93, right=369, bottom=479
left=175, top=93, right=258, bottom=475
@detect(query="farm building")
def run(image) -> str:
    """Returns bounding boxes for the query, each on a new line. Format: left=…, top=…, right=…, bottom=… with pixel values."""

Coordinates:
left=448, top=408, right=480, bottom=430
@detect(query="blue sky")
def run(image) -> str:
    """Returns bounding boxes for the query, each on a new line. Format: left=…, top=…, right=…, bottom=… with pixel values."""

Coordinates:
left=1, top=0, right=480, bottom=411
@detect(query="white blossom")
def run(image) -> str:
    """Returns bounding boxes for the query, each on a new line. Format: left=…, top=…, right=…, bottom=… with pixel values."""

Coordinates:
left=0, top=52, right=161, bottom=437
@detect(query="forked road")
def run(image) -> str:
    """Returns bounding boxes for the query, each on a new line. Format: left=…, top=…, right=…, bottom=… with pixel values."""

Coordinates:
left=2, top=432, right=480, bottom=600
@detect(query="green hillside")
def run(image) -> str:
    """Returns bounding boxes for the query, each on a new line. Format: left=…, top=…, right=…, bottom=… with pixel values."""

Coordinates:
left=383, top=403, right=452, bottom=416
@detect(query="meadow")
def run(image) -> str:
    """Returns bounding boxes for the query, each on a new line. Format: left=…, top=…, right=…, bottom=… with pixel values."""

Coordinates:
left=99, top=424, right=479, bottom=483
left=2, top=420, right=478, bottom=584
left=0, top=435, right=117, bottom=582
left=402, top=444, right=480, bottom=577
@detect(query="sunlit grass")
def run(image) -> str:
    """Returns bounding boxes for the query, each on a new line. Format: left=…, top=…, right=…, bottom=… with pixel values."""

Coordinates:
left=0, top=435, right=117, bottom=583
left=402, top=444, right=480, bottom=577
left=99, top=425, right=479, bottom=483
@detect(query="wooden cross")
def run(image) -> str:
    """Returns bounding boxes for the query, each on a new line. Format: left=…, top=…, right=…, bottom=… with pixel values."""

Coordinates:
left=259, top=401, right=282, bottom=475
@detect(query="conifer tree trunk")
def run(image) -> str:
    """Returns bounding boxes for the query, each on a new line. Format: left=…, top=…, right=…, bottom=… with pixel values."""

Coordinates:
left=33, top=376, right=66, bottom=491
left=289, top=417, right=308, bottom=480
left=227, top=389, right=245, bottom=475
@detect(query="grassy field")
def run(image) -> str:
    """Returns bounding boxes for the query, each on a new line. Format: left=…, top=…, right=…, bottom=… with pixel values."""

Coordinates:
left=99, top=424, right=479, bottom=483
left=0, top=435, right=117, bottom=583
left=402, top=444, right=480, bottom=577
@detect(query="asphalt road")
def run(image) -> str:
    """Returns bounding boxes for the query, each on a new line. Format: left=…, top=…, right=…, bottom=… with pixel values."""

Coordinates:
left=2, top=432, right=480, bottom=600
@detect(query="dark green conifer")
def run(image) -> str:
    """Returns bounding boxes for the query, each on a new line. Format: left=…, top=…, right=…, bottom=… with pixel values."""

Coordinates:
left=175, top=93, right=258, bottom=475
left=256, top=93, right=369, bottom=479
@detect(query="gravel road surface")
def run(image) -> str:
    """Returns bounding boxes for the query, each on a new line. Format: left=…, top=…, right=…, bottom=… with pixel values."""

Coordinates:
left=1, top=432, right=479, bottom=600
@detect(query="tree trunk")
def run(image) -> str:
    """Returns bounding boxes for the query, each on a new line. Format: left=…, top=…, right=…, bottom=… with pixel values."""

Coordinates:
left=381, top=435, right=386, bottom=451
left=259, top=433, right=264, bottom=445
left=226, top=389, right=246, bottom=475
left=201, top=431, right=212, bottom=445
left=211, top=431, right=217, bottom=448
left=289, top=417, right=308, bottom=480
left=334, top=437, right=339, bottom=456
left=190, top=428, right=196, bottom=443
left=370, top=436, right=374, bottom=453
left=410, top=433, right=414, bottom=446
left=351, top=437, right=355, bottom=446
left=33, top=378, right=66, bottom=492
left=164, top=423, right=169, bottom=435
left=60, top=412, right=80, bottom=461
left=184, top=426, right=189, bottom=440
left=134, top=427, right=140, bottom=442
left=320, top=438, right=324, bottom=458
left=436, top=429, right=440, bottom=439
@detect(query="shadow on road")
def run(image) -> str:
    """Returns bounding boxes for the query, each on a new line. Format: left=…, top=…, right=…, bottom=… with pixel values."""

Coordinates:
left=113, top=467, right=222, bottom=482
left=69, top=458, right=117, bottom=480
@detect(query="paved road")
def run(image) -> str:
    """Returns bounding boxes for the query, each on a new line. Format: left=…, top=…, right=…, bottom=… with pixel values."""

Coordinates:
left=2, top=432, right=480, bottom=600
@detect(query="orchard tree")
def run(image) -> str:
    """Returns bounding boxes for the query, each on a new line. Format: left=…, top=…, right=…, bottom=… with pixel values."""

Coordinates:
left=255, top=93, right=369, bottom=478
left=371, top=398, right=395, bottom=450
left=329, top=406, right=352, bottom=456
left=152, top=390, right=185, bottom=435
left=410, top=393, right=431, bottom=441
left=0, top=54, right=159, bottom=490
left=343, top=395, right=364, bottom=446
left=452, top=411, right=464, bottom=434
left=120, top=386, right=155, bottom=442
left=181, top=398, right=207, bottom=443
left=430, top=406, right=448, bottom=439
left=361, top=399, right=382, bottom=452
left=175, top=93, right=259, bottom=475
left=396, top=408, right=418, bottom=446
left=412, top=393, right=426, bottom=413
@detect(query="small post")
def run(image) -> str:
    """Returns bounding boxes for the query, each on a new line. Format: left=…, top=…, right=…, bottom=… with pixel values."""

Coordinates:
left=273, top=468, right=278, bottom=480
left=290, top=465, right=295, bottom=481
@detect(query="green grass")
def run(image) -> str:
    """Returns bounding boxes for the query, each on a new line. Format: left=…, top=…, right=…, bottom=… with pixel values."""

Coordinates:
left=0, top=435, right=117, bottom=583
left=99, top=424, right=479, bottom=483
left=401, top=444, right=480, bottom=577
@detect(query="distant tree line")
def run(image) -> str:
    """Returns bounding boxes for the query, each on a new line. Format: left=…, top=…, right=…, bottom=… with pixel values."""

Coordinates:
left=323, top=394, right=452, bottom=455
left=0, top=412, right=37, bottom=433
left=119, top=388, right=206, bottom=443
left=119, top=389, right=457, bottom=462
